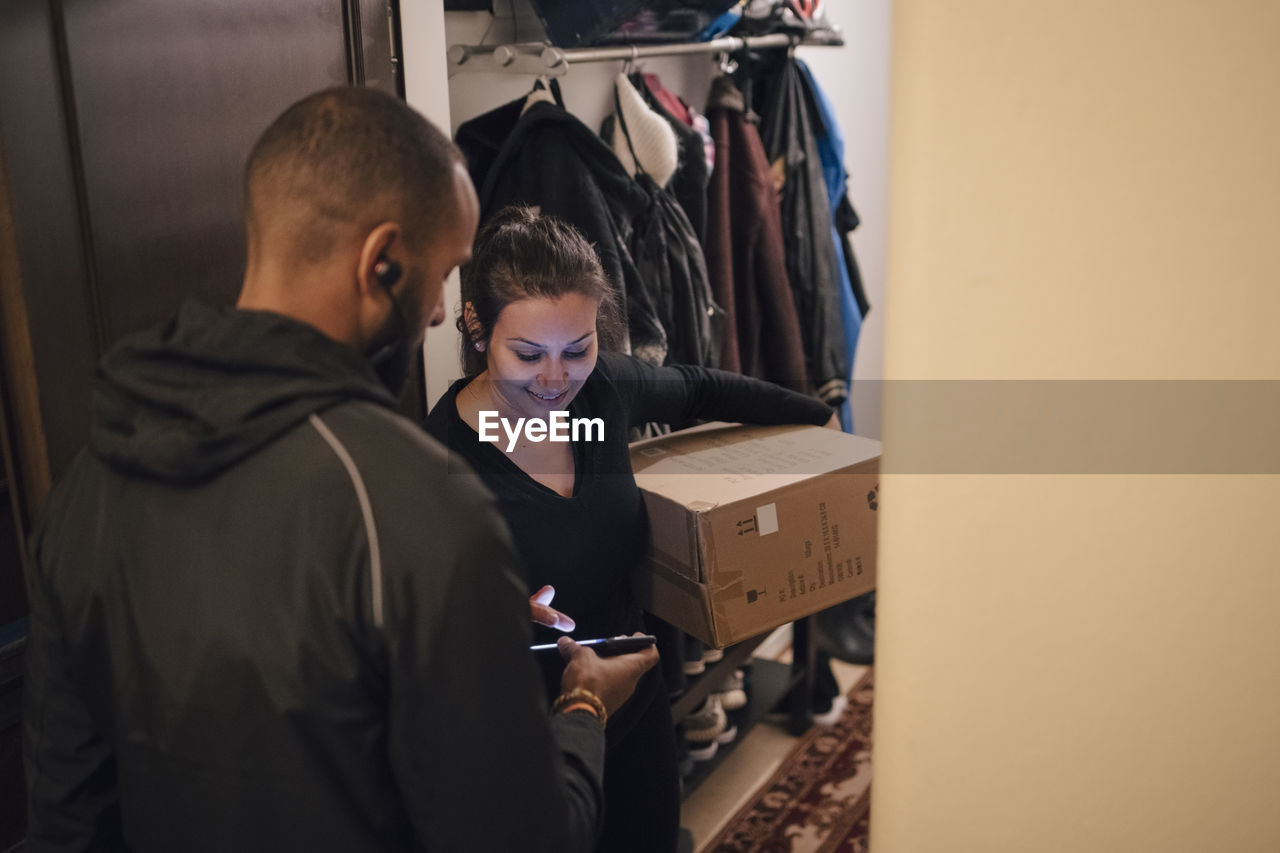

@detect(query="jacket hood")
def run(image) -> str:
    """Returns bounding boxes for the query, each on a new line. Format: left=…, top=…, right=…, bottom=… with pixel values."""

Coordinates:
left=91, top=301, right=396, bottom=482
left=476, top=101, right=647, bottom=217
left=455, top=93, right=527, bottom=197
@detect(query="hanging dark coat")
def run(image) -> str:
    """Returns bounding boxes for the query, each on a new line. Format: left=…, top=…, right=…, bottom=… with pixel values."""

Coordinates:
left=627, top=175, right=721, bottom=368
left=456, top=97, right=667, bottom=362
left=602, top=76, right=722, bottom=369
left=703, top=74, right=810, bottom=393
left=753, top=53, right=852, bottom=405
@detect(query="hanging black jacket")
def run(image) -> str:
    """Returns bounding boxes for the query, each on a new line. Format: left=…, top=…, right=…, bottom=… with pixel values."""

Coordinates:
left=628, top=172, right=722, bottom=368
left=753, top=53, right=852, bottom=405
left=602, top=76, right=722, bottom=369
left=458, top=98, right=668, bottom=363
left=23, top=302, right=605, bottom=853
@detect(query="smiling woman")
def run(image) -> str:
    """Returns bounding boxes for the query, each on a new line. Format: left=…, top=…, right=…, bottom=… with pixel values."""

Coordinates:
left=421, top=205, right=836, bottom=853
left=468, top=290, right=601, bottom=421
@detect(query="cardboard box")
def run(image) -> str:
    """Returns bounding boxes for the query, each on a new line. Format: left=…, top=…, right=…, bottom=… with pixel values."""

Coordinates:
left=630, top=423, right=880, bottom=648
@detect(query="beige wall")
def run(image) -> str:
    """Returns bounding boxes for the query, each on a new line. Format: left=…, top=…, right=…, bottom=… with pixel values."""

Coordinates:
left=875, top=2, right=1280, bottom=851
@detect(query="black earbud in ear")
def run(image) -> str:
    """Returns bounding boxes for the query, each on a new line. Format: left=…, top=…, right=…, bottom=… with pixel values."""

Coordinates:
left=373, top=257, right=402, bottom=289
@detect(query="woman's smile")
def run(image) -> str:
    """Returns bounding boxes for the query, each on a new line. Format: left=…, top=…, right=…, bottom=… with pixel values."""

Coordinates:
left=528, top=387, right=569, bottom=406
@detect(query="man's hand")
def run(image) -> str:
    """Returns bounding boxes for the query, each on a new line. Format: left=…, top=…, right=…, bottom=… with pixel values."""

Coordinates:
left=824, top=412, right=842, bottom=431
left=557, top=634, right=659, bottom=719
left=530, top=585, right=575, bottom=632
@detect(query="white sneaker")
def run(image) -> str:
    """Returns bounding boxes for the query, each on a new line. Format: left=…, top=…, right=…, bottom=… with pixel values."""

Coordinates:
left=683, top=695, right=736, bottom=761
left=686, top=739, right=718, bottom=761
left=711, top=668, right=748, bottom=711
left=682, top=695, right=727, bottom=742
left=812, top=695, right=848, bottom=726
left=764, top=693, right=848, bottom=727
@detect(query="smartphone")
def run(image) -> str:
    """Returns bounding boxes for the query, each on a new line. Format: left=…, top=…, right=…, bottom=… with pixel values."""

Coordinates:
left=529, top=634, right=657, bottom=656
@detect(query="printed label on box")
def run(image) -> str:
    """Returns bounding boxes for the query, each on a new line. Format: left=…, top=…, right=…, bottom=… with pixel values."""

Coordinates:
left=756, top=503, right=779, bottom=536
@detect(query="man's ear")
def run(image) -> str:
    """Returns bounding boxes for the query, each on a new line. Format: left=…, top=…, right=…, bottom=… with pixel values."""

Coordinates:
left=463, top=301, right=486, bottom=350
left=356, top=222, right=402, bottom=298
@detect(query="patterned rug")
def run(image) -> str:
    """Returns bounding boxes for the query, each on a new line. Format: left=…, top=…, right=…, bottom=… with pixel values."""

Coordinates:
left=703, top=669, right=874, bottom=853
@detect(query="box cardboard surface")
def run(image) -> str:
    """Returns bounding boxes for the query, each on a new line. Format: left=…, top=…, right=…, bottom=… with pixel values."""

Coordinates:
left=630, top=422, right=880, bottom=648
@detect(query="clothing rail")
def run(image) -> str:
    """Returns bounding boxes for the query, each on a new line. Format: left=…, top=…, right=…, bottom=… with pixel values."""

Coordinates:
left=446, top=29, right=844, bottom=78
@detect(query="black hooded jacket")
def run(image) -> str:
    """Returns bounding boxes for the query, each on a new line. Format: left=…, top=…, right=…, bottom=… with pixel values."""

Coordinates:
left=23, top=303, right=605, bottom=852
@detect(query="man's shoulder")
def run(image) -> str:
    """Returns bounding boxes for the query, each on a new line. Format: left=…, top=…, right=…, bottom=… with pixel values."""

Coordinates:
left=30, top=447, right=104, bottom=550
left=307, top=400, right=490, bottom=506
left=312, top=400, right=448, bottom=460
left=420, top=380, right=464, bottom=445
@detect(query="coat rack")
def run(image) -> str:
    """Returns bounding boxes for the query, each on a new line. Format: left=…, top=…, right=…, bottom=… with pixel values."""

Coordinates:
left=446, top=29, right=843, bottom=78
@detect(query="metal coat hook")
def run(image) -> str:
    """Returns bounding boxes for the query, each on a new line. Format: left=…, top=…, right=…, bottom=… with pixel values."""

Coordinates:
left=622, top=43, right=638, bottom=75
left=716, top=50, right=738, bottom=75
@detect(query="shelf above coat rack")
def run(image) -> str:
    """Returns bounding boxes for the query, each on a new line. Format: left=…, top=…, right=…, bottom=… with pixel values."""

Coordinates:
left=447, top=29, right=844, bottom=78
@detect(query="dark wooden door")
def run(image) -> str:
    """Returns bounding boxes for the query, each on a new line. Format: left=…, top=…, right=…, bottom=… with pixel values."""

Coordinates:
left=0, top=2, right=401, bottom=847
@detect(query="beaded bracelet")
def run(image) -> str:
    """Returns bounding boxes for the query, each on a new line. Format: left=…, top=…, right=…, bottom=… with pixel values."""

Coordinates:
left=552, top=687, right=607, bottom=727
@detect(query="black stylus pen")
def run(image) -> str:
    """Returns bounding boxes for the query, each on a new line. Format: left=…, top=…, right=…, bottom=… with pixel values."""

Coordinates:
left=529, top=634, right=657, bottom=656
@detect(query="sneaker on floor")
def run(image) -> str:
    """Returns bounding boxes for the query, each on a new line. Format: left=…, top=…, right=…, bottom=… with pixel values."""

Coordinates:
left=811, top=694, right=848, bottom=726
left=686, top=738, right=718, bottom=761
left=764, top=692, right=848, bottom=727
left=683, top=694, right=735, bottom=761
left=682, top=695, right=727, bottom=742
left=689, top=721, right=739, bottom=755
left=711, top=668, right=748, bottom=711
left=682, top=657, right=706, bottom=676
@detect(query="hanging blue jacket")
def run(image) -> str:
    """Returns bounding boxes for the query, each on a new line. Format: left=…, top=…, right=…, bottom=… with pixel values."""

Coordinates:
left=796, top=59, right=871, bottom=432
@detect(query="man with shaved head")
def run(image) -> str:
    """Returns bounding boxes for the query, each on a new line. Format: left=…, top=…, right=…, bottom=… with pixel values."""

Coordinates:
left=23, top=87, right=655, bottom=853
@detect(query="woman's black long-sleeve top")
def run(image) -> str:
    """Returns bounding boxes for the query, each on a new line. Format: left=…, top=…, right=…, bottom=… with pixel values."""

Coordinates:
left=423, top=351, right=832, bottom=730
